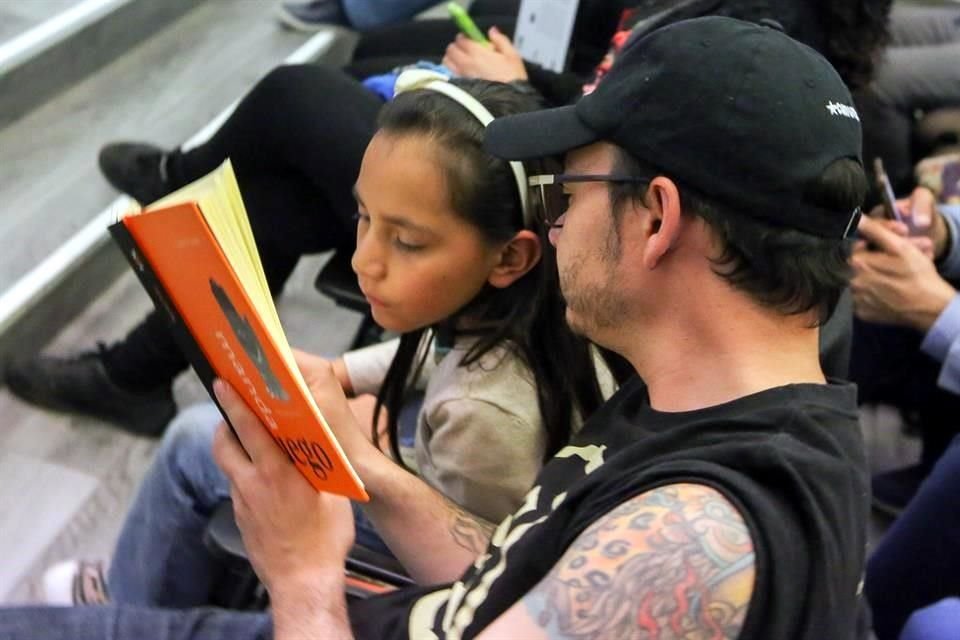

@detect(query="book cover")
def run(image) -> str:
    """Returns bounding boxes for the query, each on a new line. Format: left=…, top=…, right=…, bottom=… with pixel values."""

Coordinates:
left=108, top=163, right=367, bottom=501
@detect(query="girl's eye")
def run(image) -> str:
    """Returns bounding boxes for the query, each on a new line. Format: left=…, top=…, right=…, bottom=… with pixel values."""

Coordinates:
left=354, top=212, right=370, bottom=225
left=394, top=237, right=425, bottom=252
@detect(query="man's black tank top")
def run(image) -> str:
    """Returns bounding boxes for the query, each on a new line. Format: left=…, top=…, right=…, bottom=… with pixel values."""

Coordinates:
left=350, top=377, right=868, bottom=639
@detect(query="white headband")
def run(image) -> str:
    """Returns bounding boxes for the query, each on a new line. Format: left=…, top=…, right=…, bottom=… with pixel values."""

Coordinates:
left=393, top=69, right=532, bottom=227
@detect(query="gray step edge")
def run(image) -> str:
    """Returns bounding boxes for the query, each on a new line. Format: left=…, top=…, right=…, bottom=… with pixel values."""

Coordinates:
left=0, top=0, right=202, bottom=130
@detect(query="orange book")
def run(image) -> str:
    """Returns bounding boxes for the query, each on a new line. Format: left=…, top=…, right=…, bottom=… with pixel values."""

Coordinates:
left=109, top=160, right=367, bottom=501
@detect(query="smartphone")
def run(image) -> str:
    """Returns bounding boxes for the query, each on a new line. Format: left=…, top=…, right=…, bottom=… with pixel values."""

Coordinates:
left=448, top=2, right=489, bottom=44
left=874, top=157, right=903, bottom=223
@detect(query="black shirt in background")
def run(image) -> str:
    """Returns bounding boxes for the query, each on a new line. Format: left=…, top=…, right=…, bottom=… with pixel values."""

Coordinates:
left=350, top=377, right=869, bottom=639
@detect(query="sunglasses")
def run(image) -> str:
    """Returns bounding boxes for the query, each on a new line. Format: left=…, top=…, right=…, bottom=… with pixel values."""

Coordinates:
left=527, top=174, right=651, bottom=227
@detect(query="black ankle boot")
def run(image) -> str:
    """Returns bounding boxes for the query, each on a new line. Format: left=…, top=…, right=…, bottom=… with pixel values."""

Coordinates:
left=98, top=142, right=175, bottom=205
left=4, top=346, right=177, bottom=436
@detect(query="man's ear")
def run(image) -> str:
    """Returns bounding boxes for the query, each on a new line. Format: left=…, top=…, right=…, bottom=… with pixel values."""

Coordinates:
left=488, top=230, right=542, bottom=288
left=641, top=177, right=683, bottom=270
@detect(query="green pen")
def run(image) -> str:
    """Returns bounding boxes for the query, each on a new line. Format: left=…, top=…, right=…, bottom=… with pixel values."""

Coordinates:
left=448, top=2, right=490, bottom=45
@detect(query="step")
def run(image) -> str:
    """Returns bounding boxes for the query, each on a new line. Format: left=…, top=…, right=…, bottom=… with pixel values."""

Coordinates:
left=0, top=0, right=199, bottom=129
left=0, top=2, right=355, bottom=363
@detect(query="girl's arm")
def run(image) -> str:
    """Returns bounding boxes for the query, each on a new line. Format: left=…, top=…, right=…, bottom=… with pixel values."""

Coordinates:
left=338, top=337, right=401, bottom=396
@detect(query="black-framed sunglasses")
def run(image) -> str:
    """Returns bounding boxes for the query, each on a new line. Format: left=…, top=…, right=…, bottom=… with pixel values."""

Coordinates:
left=528, top=174, right=650, bottom=227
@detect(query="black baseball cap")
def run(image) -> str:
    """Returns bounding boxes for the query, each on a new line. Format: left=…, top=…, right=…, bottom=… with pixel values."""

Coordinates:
left=485, top=16, right=863, bottom=238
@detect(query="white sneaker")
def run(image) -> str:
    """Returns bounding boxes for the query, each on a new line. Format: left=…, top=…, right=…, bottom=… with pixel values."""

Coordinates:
left=42, top=560, right=111, bottom=606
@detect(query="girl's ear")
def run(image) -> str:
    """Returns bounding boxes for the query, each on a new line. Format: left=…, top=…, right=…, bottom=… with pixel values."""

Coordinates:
left=487, top=230, right=542, bottom=289
left=641, top=176, right=683, bottom=270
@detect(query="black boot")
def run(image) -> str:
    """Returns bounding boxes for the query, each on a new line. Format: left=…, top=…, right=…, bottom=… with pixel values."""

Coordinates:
left=98, top=143, right=175, bottom=205
left=4, top=346, right=177, bottom=436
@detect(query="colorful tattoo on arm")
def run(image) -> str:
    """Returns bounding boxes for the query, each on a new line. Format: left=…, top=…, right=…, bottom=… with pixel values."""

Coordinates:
left=524, top=483, right=756, bottom=639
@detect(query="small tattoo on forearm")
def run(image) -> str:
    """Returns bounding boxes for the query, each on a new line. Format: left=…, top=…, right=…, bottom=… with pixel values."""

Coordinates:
left=448, top=503, right=495, bottom=554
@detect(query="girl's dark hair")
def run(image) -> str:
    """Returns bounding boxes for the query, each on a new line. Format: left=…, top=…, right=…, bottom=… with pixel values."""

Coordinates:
left=370, top=79, right=611, bottom=466
left=817, top=0, right=892, bottom=90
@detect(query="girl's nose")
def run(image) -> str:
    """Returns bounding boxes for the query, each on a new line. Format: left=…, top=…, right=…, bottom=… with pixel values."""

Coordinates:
left=352, top=233, right=386, bottom=280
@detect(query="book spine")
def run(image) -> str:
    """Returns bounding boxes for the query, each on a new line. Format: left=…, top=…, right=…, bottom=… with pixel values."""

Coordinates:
left=109, top=222, right=219, bottom=400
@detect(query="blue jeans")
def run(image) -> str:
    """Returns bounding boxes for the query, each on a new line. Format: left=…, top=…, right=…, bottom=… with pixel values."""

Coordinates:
left=0, top=606, right=271, bottom=640
left=343, top=0, right=441, bottom=31
left=108, top=402, right=390, bottom=607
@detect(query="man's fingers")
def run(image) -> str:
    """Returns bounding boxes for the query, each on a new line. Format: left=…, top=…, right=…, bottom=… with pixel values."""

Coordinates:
left=213, top=379, right=277, bottom=464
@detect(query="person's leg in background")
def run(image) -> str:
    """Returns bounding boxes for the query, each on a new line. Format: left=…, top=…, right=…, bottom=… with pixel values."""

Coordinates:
left=863, top=3, right=960, bottom=192
left=866, top=436, right=960, bottom=640
left=849, top=317, right=960, bottom=515
left=899, top=598, right=960, bottom=640
left=877, top=3, right=960, bottom=114
left=5, top=65, right=381, bottom=435
left=0, top=604, right=271, bottom=640
left=277, top=0, right=444, bottom=33
left=342, top=0, right=453, bottom=30
left=349, top=14, right=517, bottom=66
left=106, top=404, right=230, bottom=606
left=886, top=3, right=960, bottom=49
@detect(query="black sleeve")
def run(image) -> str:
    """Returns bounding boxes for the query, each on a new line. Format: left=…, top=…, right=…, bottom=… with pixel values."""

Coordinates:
left=523, top=62, right=586, bottom=107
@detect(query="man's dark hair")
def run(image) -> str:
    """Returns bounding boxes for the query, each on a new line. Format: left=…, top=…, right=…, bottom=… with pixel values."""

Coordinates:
left=609, top=148, right=868, bottom=326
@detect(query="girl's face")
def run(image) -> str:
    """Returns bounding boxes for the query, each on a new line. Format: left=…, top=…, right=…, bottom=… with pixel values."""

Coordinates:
left=351, top=132, right=507, bottom=333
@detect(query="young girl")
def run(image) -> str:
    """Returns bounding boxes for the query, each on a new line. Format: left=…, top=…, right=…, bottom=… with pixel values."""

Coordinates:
left=43, top=73, right=617, bottom=607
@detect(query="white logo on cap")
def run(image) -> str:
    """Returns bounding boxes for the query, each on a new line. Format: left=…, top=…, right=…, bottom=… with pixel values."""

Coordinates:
left=826, top=101, right=860, bottom=121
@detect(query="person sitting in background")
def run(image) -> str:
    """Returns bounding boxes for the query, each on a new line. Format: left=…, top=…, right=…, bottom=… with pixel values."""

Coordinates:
left=0, top=17, right=870, bottom=640
left=849, top=187, right=960, bottom=515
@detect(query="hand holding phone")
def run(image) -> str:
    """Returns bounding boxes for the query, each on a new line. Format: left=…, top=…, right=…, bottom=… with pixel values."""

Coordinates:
left=448, top=2, right=489, bottom=44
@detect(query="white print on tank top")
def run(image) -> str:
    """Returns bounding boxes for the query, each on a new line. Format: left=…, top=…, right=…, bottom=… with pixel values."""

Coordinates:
left=407, top=444, right=608, bottom=639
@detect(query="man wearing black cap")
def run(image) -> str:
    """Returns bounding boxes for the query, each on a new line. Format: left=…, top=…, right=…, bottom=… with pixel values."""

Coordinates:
left=0, top=15, right=869, bottom=640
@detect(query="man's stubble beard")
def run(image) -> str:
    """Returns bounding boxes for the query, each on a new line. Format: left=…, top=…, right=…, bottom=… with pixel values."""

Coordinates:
left=559, top=247, right=628, bottom=337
